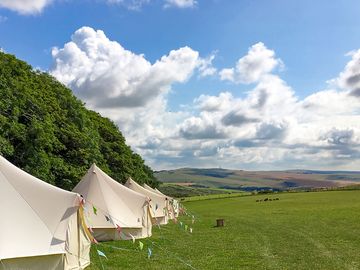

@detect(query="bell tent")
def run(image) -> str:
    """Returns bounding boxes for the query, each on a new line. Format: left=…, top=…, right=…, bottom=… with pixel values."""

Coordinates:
left=0, top=156, right=92, bottom=270
left=143, top=184, right=179, bottom=219
left=73, top=164, right=152, bottom=242
left=125, top=178, right=168, bottom=225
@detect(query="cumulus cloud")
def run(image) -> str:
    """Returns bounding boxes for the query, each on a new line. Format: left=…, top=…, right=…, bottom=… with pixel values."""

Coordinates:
left=164, top=0, right=197, bottom=9
left=195, top=92, right=234, bottom=112
left=51, top=26, right=200, bottom=109
left=197, top=53, right=217, bottom=77
left=179, top=116, right=227, bottom=140
left=220, top=42, right=283, bottom=84
left=335, top=49, right=360, bottom=97
left=51, top=31, right=360, bottom=170
left=221, top=112, right=259, bottom=127
left=0, top=0, right=52, bottom=14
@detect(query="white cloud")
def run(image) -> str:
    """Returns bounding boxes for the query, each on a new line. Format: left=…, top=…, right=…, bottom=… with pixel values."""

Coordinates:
left=164, top=0, right=197, bottom=9
left=51, top=26, right=200, bottom=109
left=0, top=0, right=52, bottom=14
left=334, top=49, right=360, bottom=97
left=197, top=53, right=217, bottom=77
left=195, top=92, right=234, bottom=112
left=50, top=26, right=211, bottom=163
left=220, top=42, right=283, bottom=84
left=51, top=31, right=360, bottom=170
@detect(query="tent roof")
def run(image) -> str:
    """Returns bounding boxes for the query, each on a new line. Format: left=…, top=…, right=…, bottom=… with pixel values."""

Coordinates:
left=0, top=156, right=80, bottom=260
left=73, top=164, right=147, bottom=229
left=125, top=178, right=166, bottom=218
left=143, top=183, right=168, bottom=198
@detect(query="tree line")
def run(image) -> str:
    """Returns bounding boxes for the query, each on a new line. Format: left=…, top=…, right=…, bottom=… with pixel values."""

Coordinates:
left=0, top=52, right=158, bottom=190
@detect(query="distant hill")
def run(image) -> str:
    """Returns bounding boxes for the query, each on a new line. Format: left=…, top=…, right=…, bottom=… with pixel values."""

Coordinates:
left=0, top=52, right=157, bottom=190
left=155, top=168, right=360, bottom=191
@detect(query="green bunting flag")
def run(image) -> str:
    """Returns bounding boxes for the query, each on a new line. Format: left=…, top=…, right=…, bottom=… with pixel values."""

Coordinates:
left=97, top=249, right=107, bottom=259
left=93, top=205, right=98, bottom=215
left=139, top=241, right=144, bottom=250
left=185, top=225, right=188, bottom=231
left=129, top=233, right=135, bottom=244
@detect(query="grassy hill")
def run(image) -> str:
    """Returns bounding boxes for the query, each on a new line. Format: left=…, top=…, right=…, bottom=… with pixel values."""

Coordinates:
left=88, top=190, right=360, bottom=269
left=0, top=51, right=157, bottom=189
left=155, top=168, right=360, bottom=191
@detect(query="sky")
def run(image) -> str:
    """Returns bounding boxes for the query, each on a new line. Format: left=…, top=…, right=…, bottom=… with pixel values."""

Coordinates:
left=1, top=0, right=360, bottom=171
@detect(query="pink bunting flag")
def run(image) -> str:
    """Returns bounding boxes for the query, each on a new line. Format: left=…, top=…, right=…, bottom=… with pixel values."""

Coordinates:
left=116, top=224, right=122, bottom=234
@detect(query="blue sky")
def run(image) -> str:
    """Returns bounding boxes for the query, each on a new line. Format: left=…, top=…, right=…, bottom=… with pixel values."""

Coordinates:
left=1, top=0, right=360, bottom=170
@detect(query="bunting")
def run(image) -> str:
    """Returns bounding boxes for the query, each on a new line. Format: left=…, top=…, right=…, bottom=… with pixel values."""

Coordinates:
left=97, top=249, right=108, bottom=259
left=93, top=205, right=98, bottom=215
left=129, top=233, right=136, bottom=244
left=139, top=241, right=144, bottom=250
left=148, top=247, right=152, bottom=259
left=116, top=224, right=121, bottom=234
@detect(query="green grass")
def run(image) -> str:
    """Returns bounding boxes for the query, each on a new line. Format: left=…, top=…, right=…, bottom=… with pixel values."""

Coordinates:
left=88, top=190, right=360, bottom=270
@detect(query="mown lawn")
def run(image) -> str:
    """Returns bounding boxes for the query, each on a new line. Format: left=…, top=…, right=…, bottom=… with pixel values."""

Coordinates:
left=88, top=190, right=360, bottom=270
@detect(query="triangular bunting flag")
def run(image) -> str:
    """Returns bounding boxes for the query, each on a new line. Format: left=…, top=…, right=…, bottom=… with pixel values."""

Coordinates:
left=129, top=233, right=135, bottom=244
left=185, top=225, right=188, bottom=231
left=139, top=241, right=144, bottom=250
left=93, top=205, right=98, bottom=215
left=97, top=249, right=107, bottom=259
left=190, top=228, right=193, bottom=233
left=116, top=224, right=122, bottom=234
left=148, top=247, right=152, bottom=259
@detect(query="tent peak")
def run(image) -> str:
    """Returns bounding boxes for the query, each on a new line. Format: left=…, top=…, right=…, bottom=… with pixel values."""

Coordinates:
left=90, top=163, right=98, bottom=173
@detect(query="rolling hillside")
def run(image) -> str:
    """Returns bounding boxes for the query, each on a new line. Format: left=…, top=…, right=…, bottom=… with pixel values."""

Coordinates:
left=155, top=168, right=360, bottom=191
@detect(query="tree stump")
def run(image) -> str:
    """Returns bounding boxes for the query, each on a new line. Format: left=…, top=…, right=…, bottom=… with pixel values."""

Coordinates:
left=216, top=219, right=224, bottom=227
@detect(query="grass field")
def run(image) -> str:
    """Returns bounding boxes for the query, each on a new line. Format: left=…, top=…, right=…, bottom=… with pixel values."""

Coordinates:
left=88, top=190, right=360, bottom=270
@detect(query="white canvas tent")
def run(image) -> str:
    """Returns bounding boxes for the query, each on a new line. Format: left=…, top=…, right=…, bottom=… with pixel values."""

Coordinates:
left=0, top=156, right=91, bottom=270
left=125, top=178, right=168, bottom=225
left=73, top=164, right=152, bottom=242
left=143, top=184, right=179, bottom=219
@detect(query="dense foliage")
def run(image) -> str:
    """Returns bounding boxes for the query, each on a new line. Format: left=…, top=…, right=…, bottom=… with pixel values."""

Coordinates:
left=0, top=52, right=158, bottom=190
